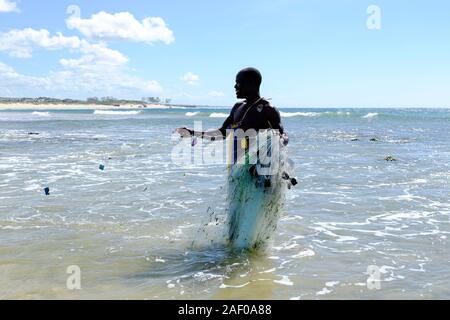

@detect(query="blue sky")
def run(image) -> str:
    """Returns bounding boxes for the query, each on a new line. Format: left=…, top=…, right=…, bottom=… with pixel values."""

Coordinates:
left=0, top=0, right=449, bottom=107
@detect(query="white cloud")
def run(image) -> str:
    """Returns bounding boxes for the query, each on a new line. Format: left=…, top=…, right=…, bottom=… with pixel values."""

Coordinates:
left=0, top=0, right=19, bottom=13
left=66, top=5, right=174, bottom=44
left=0, top=28, right=82, bottom=58
left=59, top=43, right=128, bottom=68
left=209, top=90, right=225, bottom=97
left=0, top=28, right=162, bottom=96
left=0, top=28, right=128, bottom=68
left=0, top=6, right=169, bottom=99
left=181, top=72, right=200, bottom=86
left=0, top=61, right=163, bottom=98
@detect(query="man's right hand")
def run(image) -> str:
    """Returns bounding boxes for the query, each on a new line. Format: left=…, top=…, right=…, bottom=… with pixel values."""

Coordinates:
left=280, top=133, right=289, bottom=146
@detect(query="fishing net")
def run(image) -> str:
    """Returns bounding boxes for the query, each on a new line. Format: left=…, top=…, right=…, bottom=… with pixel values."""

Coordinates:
left=226, top=130, right=294, bottom=251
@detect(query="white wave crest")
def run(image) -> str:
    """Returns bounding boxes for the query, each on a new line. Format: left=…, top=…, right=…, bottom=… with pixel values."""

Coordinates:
left=280, top=112, right=319, bottom=118
left=93, top=110, right=142, bottom=115
left=186, top=112, right=199, bottom=117
left=209, top=112, right=229, bottom=118
left=32, top=111, right=51, bottom=116
left=362, top=112, right=378, bottom=119
left=335, top=111, right=351, bottom=116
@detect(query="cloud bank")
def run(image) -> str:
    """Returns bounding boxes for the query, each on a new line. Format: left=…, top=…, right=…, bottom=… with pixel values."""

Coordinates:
left=0, top=0, right=19, bottom=13
left=0, top=5, right=174, bottom=98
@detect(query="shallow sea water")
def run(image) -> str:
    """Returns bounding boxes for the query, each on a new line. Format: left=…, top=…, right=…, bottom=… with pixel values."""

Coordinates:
left=0, top=108, right=449, bottom=299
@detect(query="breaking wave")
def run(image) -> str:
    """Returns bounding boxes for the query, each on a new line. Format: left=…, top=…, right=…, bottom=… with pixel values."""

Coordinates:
left=362, top=112, right=379, bottom=119
left=209, top=113, right=229, bottom=118
left=93, top=110, right=142, bottom=115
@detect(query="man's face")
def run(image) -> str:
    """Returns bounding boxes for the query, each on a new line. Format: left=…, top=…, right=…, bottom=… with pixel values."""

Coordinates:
left=234, top=72, right=254, bottom=99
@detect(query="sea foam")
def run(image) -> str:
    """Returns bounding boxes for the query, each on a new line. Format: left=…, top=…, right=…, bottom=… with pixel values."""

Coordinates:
left=209, top=112, right=229, bottom=118
left=32, top=111, right=51, bottom=116
left=362, top=112, right=378, bottom=119
left=93, top=110, right=142, bottom=115
left=280, top=112, right=320, bottom=118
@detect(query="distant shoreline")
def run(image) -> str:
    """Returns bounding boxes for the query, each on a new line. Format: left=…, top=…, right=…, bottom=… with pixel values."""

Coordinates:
left=1, top=103, right=448, bottom=110
left=0, top=103, right=180, bottom=110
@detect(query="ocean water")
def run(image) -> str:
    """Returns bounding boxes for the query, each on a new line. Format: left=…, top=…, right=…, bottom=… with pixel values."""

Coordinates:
left=0, top=107, right=449, bottom=299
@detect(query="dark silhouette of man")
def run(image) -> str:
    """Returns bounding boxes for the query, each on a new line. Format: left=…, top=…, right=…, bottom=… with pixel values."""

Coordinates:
left=176, top=67, right=287, bottom=145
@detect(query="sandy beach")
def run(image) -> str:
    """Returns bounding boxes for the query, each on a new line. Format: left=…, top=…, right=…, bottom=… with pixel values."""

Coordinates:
left=0, top=103, right=174, bottom=110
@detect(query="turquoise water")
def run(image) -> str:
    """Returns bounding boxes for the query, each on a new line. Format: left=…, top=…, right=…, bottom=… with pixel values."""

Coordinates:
left=0, top=107, right=449, bottom=299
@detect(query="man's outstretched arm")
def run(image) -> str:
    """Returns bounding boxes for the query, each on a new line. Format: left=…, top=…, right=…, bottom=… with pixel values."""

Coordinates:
left=175, top=105, right=238, bottom=139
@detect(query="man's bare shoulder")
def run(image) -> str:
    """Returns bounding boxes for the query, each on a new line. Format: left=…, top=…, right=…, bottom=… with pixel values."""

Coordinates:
left=230, top=101, right=245, bottom=116
left=259, top=99, right=280, bottom=115
left=232, top=101, right=245, bottom=108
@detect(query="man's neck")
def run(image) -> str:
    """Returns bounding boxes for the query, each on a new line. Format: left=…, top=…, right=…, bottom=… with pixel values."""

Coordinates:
left=245, top=94, right=261, bottom=106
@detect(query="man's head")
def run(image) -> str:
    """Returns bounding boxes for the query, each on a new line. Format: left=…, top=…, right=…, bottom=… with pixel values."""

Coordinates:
left=235, top=67, right=262, bottom=99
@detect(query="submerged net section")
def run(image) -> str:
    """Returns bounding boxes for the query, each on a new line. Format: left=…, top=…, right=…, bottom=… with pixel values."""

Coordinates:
left=226, top=131, right=293, bottom=251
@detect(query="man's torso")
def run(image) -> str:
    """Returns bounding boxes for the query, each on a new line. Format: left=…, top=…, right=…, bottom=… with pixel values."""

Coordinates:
left=231, top=99, right=274, bottom=131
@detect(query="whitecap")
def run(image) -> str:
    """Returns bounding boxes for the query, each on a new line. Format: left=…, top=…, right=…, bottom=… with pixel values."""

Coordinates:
left=280, top=112, right=319, bottom=118
left=209, top=112, right=229, bottom=118
left=336, top=111, right=351, bottom=116
left=259, top=268, right=277, bottom=274
left=326, top=281, right=340, bottom=287
left=93, top=110, right=142, bottom=115
left=292, top=249, right=316, bottom=258
left=336, top=236, right=358, bottom=242
left=362, top=112, right=378, bottom=119
left=193, top=272, right=223, bottom=282
left=186, top=112, right=199, bottom=117
left=274, top=276, right=294, bottom=286
left=316, top=287, right=332, bottom=295
left=32, top=111, right=51, bottom=116
left=220, top=282, right=250, bottom=289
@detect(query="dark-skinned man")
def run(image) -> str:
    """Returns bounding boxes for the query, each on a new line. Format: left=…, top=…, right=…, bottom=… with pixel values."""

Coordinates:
left=176, top=67, right=288, bottom=150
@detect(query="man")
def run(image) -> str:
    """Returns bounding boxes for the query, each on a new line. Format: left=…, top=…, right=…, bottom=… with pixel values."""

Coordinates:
left=176, top=67, right=288, bottom=147
left=176, top=68, right=293, bottom=249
